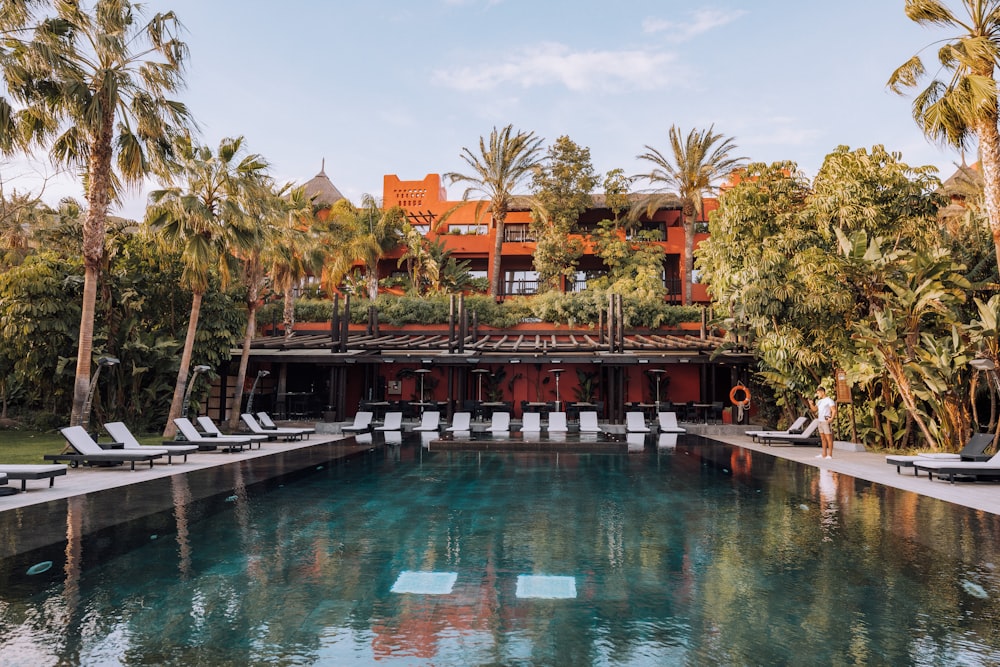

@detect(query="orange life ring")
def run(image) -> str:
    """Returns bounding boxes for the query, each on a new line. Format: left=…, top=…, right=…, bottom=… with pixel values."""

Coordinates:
left=730, top=384, right=751, bottom=407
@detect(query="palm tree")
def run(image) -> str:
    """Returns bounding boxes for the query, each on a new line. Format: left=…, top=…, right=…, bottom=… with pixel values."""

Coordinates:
left=1, top=1, right=192, bottom=425
left=446, top=125, right=544, bottom=298
left=227, top=182, right=316, bottom=430
left=889, top=0, right=1000, bottom=274
left=147, top=135, right=267, bottom=437
left=268, top=187, right=323, bottom=339
left=323, top=194, right=407, bottom=301
left=636, top=125, right=745, bottom=305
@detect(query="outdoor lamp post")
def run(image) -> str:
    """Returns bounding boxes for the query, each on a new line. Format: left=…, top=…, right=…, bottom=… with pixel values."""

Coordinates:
left=472, top=368, right=490, bottom=402
left=81, top=356, right=120, bottom=433
left=246, top=369, right=270, bottom=415
left=548, top=368, right=565, bottom=411
left=181, top=365, right=212, bottom=420
left=649, top=369, right=667, bottom=408
left=414, top=368, right=432, bottom=413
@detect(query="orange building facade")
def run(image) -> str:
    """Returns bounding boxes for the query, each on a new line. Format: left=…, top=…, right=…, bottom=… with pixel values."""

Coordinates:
left=227, top=171, right=748, bottom=427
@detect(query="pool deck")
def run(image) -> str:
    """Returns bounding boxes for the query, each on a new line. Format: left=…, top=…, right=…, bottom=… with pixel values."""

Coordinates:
left=1, top=429, right=998, bottom=517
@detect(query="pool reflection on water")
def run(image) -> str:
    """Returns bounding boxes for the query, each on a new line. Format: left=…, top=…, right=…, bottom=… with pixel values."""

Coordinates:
left=2, top=434, right=1000, bottom=666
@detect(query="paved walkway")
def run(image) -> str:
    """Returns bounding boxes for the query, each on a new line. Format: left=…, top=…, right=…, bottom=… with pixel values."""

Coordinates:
left=2, top=431, right=998, bottom=517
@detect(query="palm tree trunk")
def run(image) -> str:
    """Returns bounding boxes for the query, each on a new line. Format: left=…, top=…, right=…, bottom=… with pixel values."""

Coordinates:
left=163, top=290, right=204, bottom=438
left=228, top=303, right=257, bottom=430
left=283, top=288, right=295, bottom=339
left=976, top=116, right=1000, bottom=273
left=70, top=112, right=114, bottom=426
left=683, top=213, right=695, bottom=306
left=490, top=212, right=504, bottom=299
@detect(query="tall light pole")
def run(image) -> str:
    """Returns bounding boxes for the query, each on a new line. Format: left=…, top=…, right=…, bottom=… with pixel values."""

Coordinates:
left=181, top=365, right=212, bottom=421
left=649, top=369, right=667, bottom=409
left=246, top=369, right=270, bottom=415
left=548, top=368, right=565, bottom=411
left=81, top=356, right=120, bottom=433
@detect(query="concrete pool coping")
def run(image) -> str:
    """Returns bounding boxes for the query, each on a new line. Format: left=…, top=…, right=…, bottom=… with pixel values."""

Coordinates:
left=2, top=430, right=999, bottom=523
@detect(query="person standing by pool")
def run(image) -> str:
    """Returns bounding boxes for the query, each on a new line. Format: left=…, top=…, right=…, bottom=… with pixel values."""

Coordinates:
left=809, top=386, right=837, bottom=459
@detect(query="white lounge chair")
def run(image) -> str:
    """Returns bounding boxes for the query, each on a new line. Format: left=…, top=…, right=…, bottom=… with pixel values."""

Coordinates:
left=547, top=412, right=568, bottom=432
left=521, top=412, right=542, bottom=432
left=240, top=413, right=309, bottom=441
left=579, top=411, right=604, bottom=433
left=446, top=412, right=472, bottom=432
left=257, top=411, right=315, bottom=436
left=375, top=411, right=403, bottom=431
left=886, top=433, right=994, bottom=474
left=105, top=422, right=199, bottom=462
left=913, top=449, right=1000, bottom=483
left=626, top=411, right=650, bottom=433
left=657, top=412, right=686, bottom=433
left=759, top=419, right=821, bottom=446
left=746, top=416, right=808, bottom=442
left=627, top=432, right=646, bottom=452
left=48, top=426, right=169, bottom=469
left=174, top=418, right=254, bottom=451
left=487, top=411, right=510, bottom=433
left=197, top=416, right=269, bottom=443
left=0, top=464, right=67, bottom=490
left=342, top=411, right=374, bottom=433
left=413, top=411, right=441, bottom=431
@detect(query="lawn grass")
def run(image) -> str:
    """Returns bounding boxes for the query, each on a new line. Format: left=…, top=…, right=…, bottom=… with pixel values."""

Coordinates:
left=0, top=431, right=68, bottom=464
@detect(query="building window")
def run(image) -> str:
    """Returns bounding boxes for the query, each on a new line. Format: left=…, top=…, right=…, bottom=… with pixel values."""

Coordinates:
left=503, top=270, right=539, bottom=295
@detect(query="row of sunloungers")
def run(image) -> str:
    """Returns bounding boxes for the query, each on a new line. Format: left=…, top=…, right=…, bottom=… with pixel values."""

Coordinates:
left=342, top=410, right=688, bottom=434
left=17, top=413, right=314, bottom=492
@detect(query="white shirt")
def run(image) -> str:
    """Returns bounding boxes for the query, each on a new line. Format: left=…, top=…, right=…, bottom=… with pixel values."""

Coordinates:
left=817, top=396, right=836, bottom=421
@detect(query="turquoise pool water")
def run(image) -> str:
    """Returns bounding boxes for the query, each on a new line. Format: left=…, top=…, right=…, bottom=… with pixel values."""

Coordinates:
left=2, top=437, right=1000, bottom=665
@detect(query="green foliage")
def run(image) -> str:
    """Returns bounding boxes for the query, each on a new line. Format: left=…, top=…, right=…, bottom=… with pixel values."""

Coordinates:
left=0, top=252, right=81, bottom=412
left=280, top=292, right=700, bottom=330
left=699, top=147, right=982, bottom=449
left=529, top=136, right=597, bottom=289
left=588, top=220, right=667, bottom=298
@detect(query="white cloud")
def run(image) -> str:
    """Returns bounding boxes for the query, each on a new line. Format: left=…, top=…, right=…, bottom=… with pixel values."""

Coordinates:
left=643, top=9, right=747, bottom=41
left=432, top=42, right=682, bottom=93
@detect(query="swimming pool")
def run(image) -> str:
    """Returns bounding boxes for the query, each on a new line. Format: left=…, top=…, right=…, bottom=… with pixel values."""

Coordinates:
left=2, top=435, right=1000, bottom=665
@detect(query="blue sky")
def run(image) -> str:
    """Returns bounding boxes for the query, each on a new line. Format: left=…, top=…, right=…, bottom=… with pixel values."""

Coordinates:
left=9, top=1, right=969, bottom=219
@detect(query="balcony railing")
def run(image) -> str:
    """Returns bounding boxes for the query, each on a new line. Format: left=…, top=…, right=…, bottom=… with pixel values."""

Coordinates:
left=503, top=225, right=535, bottom=243
left=501, top=279, right=539, bottom=296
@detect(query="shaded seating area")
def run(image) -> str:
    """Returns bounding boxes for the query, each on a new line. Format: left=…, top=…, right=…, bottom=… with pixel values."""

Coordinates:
left=105, top=422, right=199, bottom=462
left=0, top=464, right=67, bottom=491
left=886, top=433, right=995, bottom=475
left=49, top=426, right=168, bottom=470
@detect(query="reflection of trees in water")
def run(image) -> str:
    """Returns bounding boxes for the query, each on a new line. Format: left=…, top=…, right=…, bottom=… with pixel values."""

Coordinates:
left=689, top=457, right=1000, bottom=664
left=5, top=449, right=1000, bottom=664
